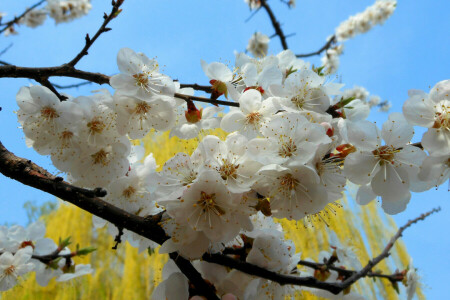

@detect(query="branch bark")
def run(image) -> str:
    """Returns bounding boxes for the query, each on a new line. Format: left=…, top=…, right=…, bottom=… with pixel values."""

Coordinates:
left=260, top=0, right=289, bottom=50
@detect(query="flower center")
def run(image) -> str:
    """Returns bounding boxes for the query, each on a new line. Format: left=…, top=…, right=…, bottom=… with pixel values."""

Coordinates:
left=372, top=145, right=395, bottom=164
left=291, top=95, right=306, bottom=109
left=278, top=137, right=297, bottom=158
left=122, top=186, right=136, bottom=198
left=278, top=173, right=299, bottom=191
left=4, top=265, right=15, bottom=276
left=197, top=191, right=225, bottom=216
left=135, top=102, right=151, bottom=115
left=218, top=159, right=239, bottom=180
left=91, top=149, right=109, bottom=165
left=433, top=103, right=449, bottom=130
left=41, top=106, right=59, bottom=120
left=245, top=112, right=262, bottom=126
left=87, top=117, right=106, bottom=134
left=133, top=72, right=149, bottom=88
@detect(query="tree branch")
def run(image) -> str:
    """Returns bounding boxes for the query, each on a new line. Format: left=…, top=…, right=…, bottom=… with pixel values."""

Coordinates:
left=338, top=207, right=441, bottom=290
left=296, top=35, right=337, bottom=58
left=202, top=253, right=343, bottom=294
left=259, top=0, right=289, bottom=50
left=51, top=81, right=93, bottom=89
left=67, top=0, right=124, bottom=67
left=0, top=0, right=46, bottom=34
left=0, top=64, right=110, bottom=85
left=170, top=253, right=220, bottom=300
left=174, top=92, right=239, bottom=107
left=179, top=83, right=212, bottom=93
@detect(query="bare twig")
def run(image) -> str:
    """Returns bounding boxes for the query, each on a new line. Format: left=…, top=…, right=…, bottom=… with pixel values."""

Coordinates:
left=0, top=64, right=110, bottom=85
left=259, top=0, right=289, bottom=50
left=338, top=207, right=441, bottom=290
left=170, top=253, right=220, bottom=300
left=0, top=60, right=11, bottom=66
left=175, top=92, right=239, bottom=107
left=34, top=77, right=68, bottom=101
left=179, top=83, right=212, bottom=93
left=298, top=260, right=405, bottom=283
left=0, top=43, right=13, bottom=57
left=296, top=35, right=337, bottom=58
left=68, top=0, right=124, bottom=67
left=0, top=0, right=46, bottom=34
left=52, top=81, right=93, bottom=89
left=203, top=253, right=343, bottom=294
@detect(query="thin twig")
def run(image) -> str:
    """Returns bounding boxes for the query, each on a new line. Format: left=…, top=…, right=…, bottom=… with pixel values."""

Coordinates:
left=0, top=0, right=46, bottom=34
left=0, top=43, right=13, bottom=57
left=170, top=253, right=220, bottom=300
left=175, top=92, right=239, bottom=107
left=52, top=81, right=93, bottom=89
left=34, top=77, right=68, bottom=101
left=67, top=0, right=124, bottom=67
left=259, top=0, right=289, bottom=50
left=296, top=35, right=337, bottom=58
left=179, top=83, right=212, bottom=93
left=338, top=207, right=441, bottom=290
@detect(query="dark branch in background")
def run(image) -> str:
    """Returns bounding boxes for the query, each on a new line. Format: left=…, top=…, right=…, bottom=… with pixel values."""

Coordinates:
left=296, top=35, right=337, bottom=58
left=0, top=43, right=13, bottom=57
left=0, top=0, right=46, bottom=34
left=338, top=207, right=440, bottom=290
left=260, top=0, right=289, bottom=50
left=68, top=0, right=124, bottom=67
left=298, top=260, right=405, bottom=284
left=179, top=83, right=212, bottom=93
left=0, top=64, right=110, bottom=85
left=203, top=253, right=342, bottom=294
left=0, top=141, right=217, bottom=299
left=170, top=253, right=220, bottom=300
left=34, top=77, right=68, bottom=101
left=52, top=81, right=93, bottom=89
left=0, top=60, right=11, bottom=66
left=204, top=207, right=439, bottom=295
left=174, top=92, right=239, bottom=107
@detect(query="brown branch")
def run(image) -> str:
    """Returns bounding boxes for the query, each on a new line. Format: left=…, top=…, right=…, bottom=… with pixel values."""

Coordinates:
left=259, top=0, right=289, bottom=50
left=202, top=253, right=343, bottom=294
left=179, top=83, right=212, bottom=93
left=52, top=81, right=93, bottom=89
left=175, top=92, right=239, bottom=107
left=68, top=0, right=124, bottom=67
left=170, top=253, right=220, bottom=300
left=298, top=260, right=404, bottom=283
left=0, top=43, right=13, bottom=57
left=0, top=140, right=167, bottom=246
left=34, top=77, right=68, bottom=101
left=338, top=207, right=441, bottom=290
left=0, top=64, right=110, bottom=85
left=204, top=207, right=440, bottom=295
left=296, top=35, right=337, bottom=58
left=0, top=0, right=46, bottom=34
left=0, top=140, right=218, bottom=299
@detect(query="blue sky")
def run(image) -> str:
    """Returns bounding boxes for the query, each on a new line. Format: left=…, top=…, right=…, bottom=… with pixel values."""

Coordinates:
left=0, top=0, right=448, bottom=298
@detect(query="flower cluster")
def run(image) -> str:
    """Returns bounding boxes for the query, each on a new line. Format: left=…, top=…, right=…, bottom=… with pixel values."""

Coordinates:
left=335, top=0, right=397, bottom=42
left=320, top=0, right=397, bottom=75
left=4, top=0, right=92, bottom=35
left=15, top=46, right=449, bottom=298
left=0, top=222, right=93, bottom=291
